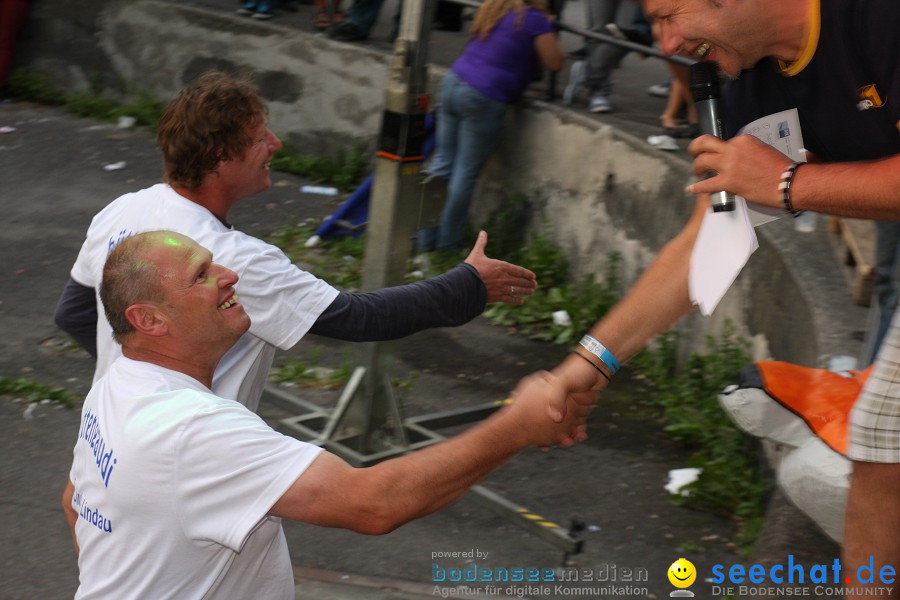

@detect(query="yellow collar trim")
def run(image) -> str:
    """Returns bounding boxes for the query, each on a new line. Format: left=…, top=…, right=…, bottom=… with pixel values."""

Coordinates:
left=777, top=0, right=820, bottom=76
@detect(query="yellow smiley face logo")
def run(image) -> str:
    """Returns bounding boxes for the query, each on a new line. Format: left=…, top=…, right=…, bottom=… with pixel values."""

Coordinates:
left=668, top=558, right=697, bottom=588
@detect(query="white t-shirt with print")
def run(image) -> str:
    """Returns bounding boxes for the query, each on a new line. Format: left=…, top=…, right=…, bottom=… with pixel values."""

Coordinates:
left=70, top=183, right=339, bottom=410
left=69, top=356, right=324, bottom=600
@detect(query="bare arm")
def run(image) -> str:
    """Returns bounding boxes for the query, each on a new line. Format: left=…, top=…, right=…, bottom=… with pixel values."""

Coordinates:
left=528, top=198, right=707, bottom=419
left=269, top=373, right=591, bottom=534
left=688, top=135, right=900, bottom=220
left=534, top=31, right=566, bottom=72
left=62, top=480, right=80, bottom=556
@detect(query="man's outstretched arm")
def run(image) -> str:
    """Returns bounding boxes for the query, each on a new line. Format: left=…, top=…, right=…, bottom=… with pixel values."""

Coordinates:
left=54, top=278, right=98, bottom=357
left=308, top=231, right=537, bottom=341
left=269, top=372, right=591, bottom=534
left=538, top=197, right=708, bottom=418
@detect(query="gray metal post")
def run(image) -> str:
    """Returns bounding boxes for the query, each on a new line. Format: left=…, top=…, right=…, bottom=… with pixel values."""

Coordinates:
left=322, top=0, right=438, bottom=461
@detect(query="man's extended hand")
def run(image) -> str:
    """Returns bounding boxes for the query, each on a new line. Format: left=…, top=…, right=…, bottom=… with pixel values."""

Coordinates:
left=464, top=230, right=538, bottom=304
left=507, top=371, right=594, bottom=449
left=510, top=353, right=608, bottom=439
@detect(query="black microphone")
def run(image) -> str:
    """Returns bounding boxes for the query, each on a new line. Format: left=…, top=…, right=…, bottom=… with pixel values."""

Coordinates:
left=690, top=60, right=735, bottom=212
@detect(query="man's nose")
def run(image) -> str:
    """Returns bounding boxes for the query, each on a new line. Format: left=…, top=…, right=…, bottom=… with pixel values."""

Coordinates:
left=267, top=129, right=283, bottom=152
left=656, top=23, right=681, bottom=56
left=213, top=264, right=239, bottom=287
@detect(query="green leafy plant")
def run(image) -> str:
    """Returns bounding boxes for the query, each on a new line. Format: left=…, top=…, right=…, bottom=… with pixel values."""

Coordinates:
left=269, top=221, right=365, bottom=290
left=5, top=69, right=67, bottom=105
left=7, top=69, right=166, bottom=129
left=270, top=142, right=369, bottom=193
left=0, top=376, right=79, bottom=408
left=483, top=232, right=622, bottom=345
left=631, top=323, right=771, bottom=551
left=477, top=190, right=534, bottom=262
left=270, top=349, right=353, bottom=389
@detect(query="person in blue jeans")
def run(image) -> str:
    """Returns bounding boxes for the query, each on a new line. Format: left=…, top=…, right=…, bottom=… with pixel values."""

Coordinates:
left=237, top=0, right=277, bottom=20
left=418, top=0, right=566, bottom=253
left=868, top=221, right=900, bottom=364
left=328, top=0, right=388, bottom=41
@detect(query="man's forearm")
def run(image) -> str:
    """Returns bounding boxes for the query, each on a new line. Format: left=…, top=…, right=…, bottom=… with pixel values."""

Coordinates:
left=62, top=481, right=80, bottom=556
left=54, top=278, right=98, bottom=357
left=556, top=198, right=705, bottom=391
left=790, top=155, right=900, bottom=220
left=270, top=376, right=584, bottom=535
left=592, top=200, right=702, bottom=364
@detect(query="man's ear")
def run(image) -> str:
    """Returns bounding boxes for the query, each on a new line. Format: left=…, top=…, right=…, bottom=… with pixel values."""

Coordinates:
left=124, top=304, right=168, bottom=337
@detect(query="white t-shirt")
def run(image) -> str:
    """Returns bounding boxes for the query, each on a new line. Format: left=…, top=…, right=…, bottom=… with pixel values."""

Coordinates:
left=70, top=184, right=339, bottom=410
left=69, top=357, right=324, bottom=600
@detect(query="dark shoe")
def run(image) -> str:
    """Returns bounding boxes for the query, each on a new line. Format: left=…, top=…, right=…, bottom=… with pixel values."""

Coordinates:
left=568, top=46, right=587, bottom=59
left=662, top=123, right=700, bottom=138
left=328, top=21, right=367, bottom=41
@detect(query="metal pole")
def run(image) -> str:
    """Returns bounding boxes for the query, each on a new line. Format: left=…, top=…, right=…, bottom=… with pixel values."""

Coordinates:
left=320, top=0, right=438, bottom=460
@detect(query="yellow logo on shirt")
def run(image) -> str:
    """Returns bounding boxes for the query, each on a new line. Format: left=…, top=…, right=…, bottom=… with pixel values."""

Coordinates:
left=857, top=84, right=885, bottom=111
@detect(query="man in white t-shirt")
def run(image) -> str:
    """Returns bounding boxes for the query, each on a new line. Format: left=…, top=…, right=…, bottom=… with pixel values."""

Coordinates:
left=63, top=231, right=589, bottom=600
left=54, top=71, right=539, bottom=411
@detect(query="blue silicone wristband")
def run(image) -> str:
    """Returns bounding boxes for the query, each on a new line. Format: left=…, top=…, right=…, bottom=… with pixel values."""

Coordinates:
left=578, top=334, right=620, bottom=375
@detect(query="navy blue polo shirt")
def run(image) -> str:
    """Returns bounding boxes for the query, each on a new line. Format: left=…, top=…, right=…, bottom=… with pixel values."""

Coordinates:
left=722, top=0, right=900, bottom=163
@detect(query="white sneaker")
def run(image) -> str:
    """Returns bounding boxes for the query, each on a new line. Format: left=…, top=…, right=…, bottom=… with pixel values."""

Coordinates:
left=563, top=61, right=585, bottom=106
left=647, top=80, right=672, bottom=98
left=588, top=95, right=612, bottom=113
left=647, top=134, right=679, bottom=151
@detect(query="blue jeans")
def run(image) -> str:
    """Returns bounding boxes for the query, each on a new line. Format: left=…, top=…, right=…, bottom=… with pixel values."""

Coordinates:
left=418, top=71, right=506, bottom=252
left=583, top=0, right=629, bottom=95
left=869, top=220, right=900, bottom=363
left=345, top=0, right=384, bottom=32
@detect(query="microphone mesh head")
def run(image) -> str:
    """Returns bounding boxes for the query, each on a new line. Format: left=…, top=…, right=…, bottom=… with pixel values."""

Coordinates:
left=690, top=61, right=720, bottom=102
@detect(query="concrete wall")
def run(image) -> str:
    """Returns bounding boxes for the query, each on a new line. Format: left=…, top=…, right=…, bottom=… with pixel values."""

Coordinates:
left=14, top=0, right=866, bottom=365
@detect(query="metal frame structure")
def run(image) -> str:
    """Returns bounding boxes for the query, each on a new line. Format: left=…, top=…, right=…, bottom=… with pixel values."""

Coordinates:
left=270, top=0, right=582, bottom=556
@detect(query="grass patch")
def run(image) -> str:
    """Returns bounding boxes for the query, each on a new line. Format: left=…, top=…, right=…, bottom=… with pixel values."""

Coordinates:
left=271, top=349, right=353, bottom=389
left=270, top=142, right=369, bottom=193
left=269, top=221, right=366, bottom=290
left=0, top=376, right=79, bottom=408
left=7, top=69, right=166, bottom=129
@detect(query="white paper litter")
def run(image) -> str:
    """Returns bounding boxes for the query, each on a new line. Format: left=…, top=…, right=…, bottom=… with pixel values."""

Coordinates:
left=665, top=467, right=702, bottom=496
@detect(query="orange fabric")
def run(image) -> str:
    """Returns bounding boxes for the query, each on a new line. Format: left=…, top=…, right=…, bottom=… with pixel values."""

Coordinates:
left=756, top=361, right=875, bottom=456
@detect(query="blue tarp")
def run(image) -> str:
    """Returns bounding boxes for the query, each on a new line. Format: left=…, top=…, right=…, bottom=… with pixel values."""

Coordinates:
left=315, top=113, right=436, bottom=239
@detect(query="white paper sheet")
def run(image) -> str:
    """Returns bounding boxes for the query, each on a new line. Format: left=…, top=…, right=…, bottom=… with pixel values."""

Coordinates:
left=689, top=109, right=807, bottom=315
